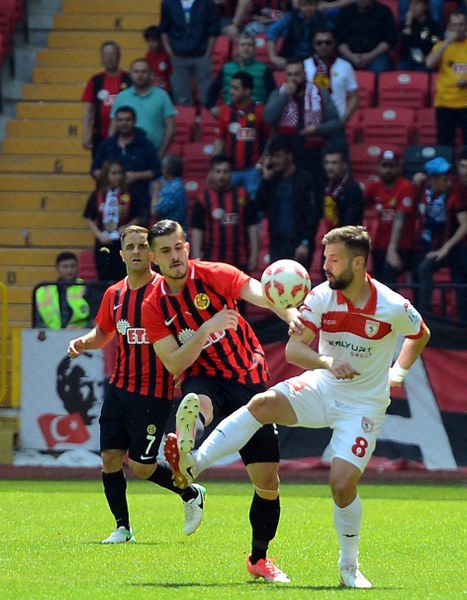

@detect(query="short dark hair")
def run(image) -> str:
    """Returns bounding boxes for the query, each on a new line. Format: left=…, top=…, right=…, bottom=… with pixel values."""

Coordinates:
left=268, top=135, right=295, bottom=155
left=231, top=70, right=254, bottom=91
left=56, top=251, right=78, bottom=266
left=162, top=155, right=184, bottom=178
left=115, top=105, right=137, bottom=120
left=312, top=27, right=336, bottom=40
left=143, top=25, right=162, bottom=41
left=209, top=155, right=233, bottom=169
left=120, top=225, right=149, bottom=245
left=322, top=226, right=371, bottom=264
left=286, top=57, right=305, bottom=68
left=148, top=220, right=186, bottom=247
left=100, top=40, right=121, bottom=58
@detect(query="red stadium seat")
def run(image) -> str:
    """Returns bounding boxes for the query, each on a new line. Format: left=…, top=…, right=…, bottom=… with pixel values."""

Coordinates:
left=360, top=107, right=416, bottom=146
left=381, top=0, right=399, bottom=22
left=430, top=72, right=438, bottom=104
left=414, top=108, right=437, bottom=145
left=183, top=142, right=215, bottom=179
left=355, top=70, right=376, bottom=109
left=198, top=107, right=220, bottom=142
left=212, top=35, right=231, bottom=75
left=173, top=105, right=196, bottom=145
left=378, top=71, right=430, bottom=109
left=273, top=70, right=285, bottom=88
left=79, top=249, right=98, bottom=281
left=346, top=108, right=364, bottom=143
left=350, top=142, right=403, bottom=183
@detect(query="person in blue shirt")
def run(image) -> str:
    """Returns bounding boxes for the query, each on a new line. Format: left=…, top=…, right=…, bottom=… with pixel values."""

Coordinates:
left=150, top=154, right=187, bottom=230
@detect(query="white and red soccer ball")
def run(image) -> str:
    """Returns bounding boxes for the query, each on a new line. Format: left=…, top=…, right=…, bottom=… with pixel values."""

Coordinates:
left=261, top=259, right=311, bottom=309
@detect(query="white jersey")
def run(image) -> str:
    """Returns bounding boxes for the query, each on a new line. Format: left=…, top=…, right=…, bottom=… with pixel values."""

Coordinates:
left=300, top=277, right=424, bottom=407
left=304, top=56, right=358, bottom=118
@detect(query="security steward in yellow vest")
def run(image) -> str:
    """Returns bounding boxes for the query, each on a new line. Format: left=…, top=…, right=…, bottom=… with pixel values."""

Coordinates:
left=35, top=252, right=90, bottom=329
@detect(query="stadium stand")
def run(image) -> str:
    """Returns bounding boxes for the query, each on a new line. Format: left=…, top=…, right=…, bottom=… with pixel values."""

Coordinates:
left=378, top=71, right=430, bottom=110
left=359, top=107, right=416, bottom=146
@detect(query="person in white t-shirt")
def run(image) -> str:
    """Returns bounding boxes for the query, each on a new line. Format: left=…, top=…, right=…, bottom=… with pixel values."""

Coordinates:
left=164, top=224, right=431, bottom=589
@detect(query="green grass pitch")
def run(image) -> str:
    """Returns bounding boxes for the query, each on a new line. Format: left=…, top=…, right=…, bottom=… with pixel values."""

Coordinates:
left=1, top=480, right=465, bottom=599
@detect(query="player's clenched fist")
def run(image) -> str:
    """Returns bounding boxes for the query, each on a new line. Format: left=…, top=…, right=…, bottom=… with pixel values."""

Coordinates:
left=67, top=337, right=86, bottom=359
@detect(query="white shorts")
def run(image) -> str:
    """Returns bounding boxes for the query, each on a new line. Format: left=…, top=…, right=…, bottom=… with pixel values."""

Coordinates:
left=271, top=371, right=386, bottom=472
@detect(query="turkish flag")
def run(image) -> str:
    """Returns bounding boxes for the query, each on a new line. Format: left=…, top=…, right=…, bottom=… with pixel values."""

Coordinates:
left=38, top=413, right=90, bottom=449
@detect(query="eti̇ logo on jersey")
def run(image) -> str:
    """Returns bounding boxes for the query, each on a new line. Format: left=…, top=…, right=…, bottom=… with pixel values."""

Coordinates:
left=365, top=320, right=380, bottom=337
left=194, top=293, right=210, bottom=310
left=116, top=319, right=147, bottom=343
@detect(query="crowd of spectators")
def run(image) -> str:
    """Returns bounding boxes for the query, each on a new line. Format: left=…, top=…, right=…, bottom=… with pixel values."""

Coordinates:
left=36, top=0, right=467, bottom=330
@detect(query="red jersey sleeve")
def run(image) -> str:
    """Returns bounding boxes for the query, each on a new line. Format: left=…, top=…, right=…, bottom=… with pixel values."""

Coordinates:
left=81, top=77, right=95, bottom=103
left=95, top=286, right=116, bottom=334
left=200, top=261, right=251, bottom=298
left=142, top=289, right=169, bottom=344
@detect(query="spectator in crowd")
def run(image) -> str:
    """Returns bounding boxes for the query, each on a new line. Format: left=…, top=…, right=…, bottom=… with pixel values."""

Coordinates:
left=151, top=155, right=187, bottom=230
left=417, top=156, right=467, bottom=320
left=256, top=135, right=321, bottom=265
left=323, top=148, right=364, bottom=230
left=335, top=0, right=397, bottom=74
left=365, top=149, right=418, bottom=282
left=190, top=155, right=260, bottom=273
left=67, top=225, right=206, bottom=544
left=160, top=0, right=221, bottom=106
left=398, top=0, right=442, bottom=71
left=398, top=0, right=444, bottom=25
left=304, top=27, right=360, bottom=137
left=84, top=160, right=143, bottom=282
left=224, top=0, right=293, bottom=38
left=205, top=33, right=277, bottom=113
left=318, top=0, right=359, bottom=27
left=92, top=106, right=161, bottom=226
left=34, top=252, right=90, bottom=330
left=81, top=41, right=131, bottom=156
left=110, top=59, right=175, bottom=158
left=267, top=0, right=327, bottom=69
left=426, top=10, right=467, bottom=146
left=213, top=71, right=270, bottom=200
left=264, top=58, right=343, bottom=214
left=143, top=25, right=173, bottom=93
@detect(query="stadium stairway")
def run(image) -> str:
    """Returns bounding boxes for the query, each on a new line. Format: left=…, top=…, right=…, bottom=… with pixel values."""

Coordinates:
left=0, top=0, right=161, bottom=407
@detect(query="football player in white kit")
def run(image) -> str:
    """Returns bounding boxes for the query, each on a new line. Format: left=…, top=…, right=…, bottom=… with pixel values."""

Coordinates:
left=165, top=225, right=431, bottom=588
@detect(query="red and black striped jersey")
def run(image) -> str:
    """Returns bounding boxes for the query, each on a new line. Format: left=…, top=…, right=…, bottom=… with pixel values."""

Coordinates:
left=96, top=273, right=173, bottom=399
left=190, top=186, right=260, bottom=268
left=143, top=261, right=269, bottom=385
left=217, top=101, right=269, bottom=170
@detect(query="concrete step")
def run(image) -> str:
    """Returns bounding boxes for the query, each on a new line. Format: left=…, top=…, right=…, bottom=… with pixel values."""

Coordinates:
left=0, top=155, right=89, bottom=173
left=0, top=174, right=93, bottom=192
left=1, top=228, right=93, bottom=247
left=61, top=0, right=161, bottom=15
left=21, top=83, right=86, bottom=101
left=1, top=266, right=57, bottom=287
left=47, top=30, right=146, bottom=49
left=0, top=247, right=67, bottom=266
left=16, top=102, right=82, bottom=119
left=36, top=48, right=142, bottom=69
left=1, top=211, right=87, bottom=229
left=32, top=67, right=107, bottom=84
left=3, top=138, right=87, bottom=155
left=53, top=13, right=158, bottom=31
left=7, top=119, right=82, bottom=138
left=0, top=192, right=85, bottom=212
left=6, top=286, right=36, bottom=305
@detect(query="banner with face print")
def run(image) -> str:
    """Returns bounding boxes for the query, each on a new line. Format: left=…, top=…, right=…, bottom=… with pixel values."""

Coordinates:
left=20, top=329, right=105, bottom=451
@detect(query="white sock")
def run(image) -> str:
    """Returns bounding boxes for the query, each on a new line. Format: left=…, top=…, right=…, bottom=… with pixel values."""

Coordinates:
left=333, top=495, right=362, bottom=568
left=193, top=406, right=262, bottom=473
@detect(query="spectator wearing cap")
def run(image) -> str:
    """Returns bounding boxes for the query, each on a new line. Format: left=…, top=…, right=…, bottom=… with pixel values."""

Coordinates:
left=426, top=11, right=467, bottom=146
left=365, top=149, right=418, bottom=282
left=417, top=156, right=467, bottom=320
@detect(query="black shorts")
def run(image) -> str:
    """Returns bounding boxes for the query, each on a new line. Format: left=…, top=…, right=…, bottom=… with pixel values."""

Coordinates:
left=181, top=377, right=279, bottom=466
left=99, top=384, right=172, bottom=464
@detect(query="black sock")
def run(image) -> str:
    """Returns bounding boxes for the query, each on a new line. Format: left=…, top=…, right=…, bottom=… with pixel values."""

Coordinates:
left=102, top=469, right=130, bottom=530
left=147, top=461, right=198, bottom=501
left=249, top=492, right=280, bottom=564
left=195, top=414, right=206, bottom=440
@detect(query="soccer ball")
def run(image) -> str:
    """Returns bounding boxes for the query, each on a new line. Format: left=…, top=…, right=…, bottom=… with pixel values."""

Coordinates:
left=261, top=259, right=311, bottom=309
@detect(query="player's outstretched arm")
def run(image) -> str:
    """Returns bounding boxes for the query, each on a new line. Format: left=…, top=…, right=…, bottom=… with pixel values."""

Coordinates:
left=240, top=278, right=300, bottom=324
left=389, top=323, right=431, bottom=387
left=67, top=326, right=114, bottom=359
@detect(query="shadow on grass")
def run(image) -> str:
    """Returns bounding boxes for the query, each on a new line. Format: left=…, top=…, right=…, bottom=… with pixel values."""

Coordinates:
left=128, top=582, right=401, bottom=590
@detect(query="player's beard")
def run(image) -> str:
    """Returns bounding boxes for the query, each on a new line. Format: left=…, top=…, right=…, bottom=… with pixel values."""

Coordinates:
left=326, top=266, right=354, bottom=290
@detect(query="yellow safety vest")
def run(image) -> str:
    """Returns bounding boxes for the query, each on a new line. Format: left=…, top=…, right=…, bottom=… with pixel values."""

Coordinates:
left=35, top=281, right=90, bottom=329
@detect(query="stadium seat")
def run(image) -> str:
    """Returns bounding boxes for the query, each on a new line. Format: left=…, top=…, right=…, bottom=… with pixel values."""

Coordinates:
left=212, top=35, right=231, bottom=75
left=79, top=249, right=98, bottom=281
left=183, top=142, right=215, bottom=179
left=346, top=108, right=364, bottom=143
left=354, top=70, right=376, bottom=109
left=198, top=107, right=220, bottom=142
left=378, top=71, right=430, bottom=109
left=430, top=72, right=438, bottom=104
left=381, top=0, right=399, bottom=22
left=360, top=107, right=416, bottom=146
left=273, top=70, right=285, bottom=88
left=402, top=144, right=454, bottom=179
left=350, top=142, right=403, bottom=183
left=414, top=107, right=437, bottom=145
left=173, top=105, right=196, bottom=145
